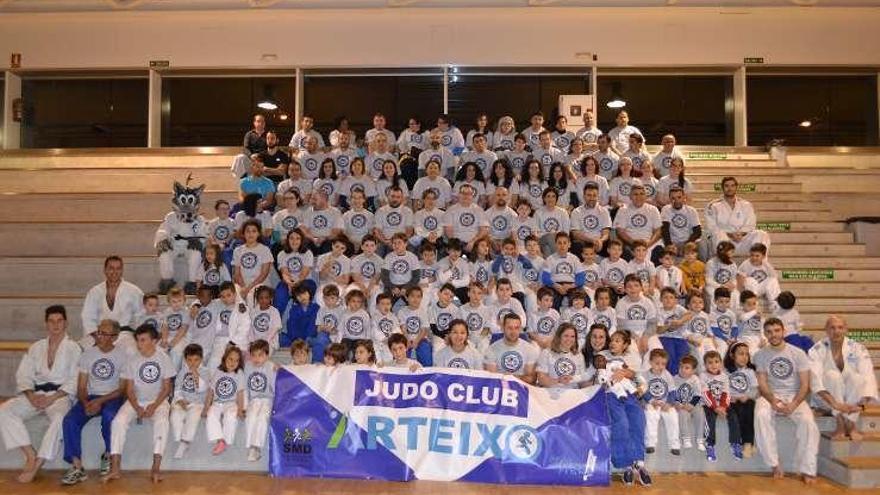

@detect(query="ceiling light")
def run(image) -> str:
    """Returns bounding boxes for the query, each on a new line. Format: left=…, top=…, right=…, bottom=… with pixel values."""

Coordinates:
left=257, top=100, right=277, bottom=111
left=799, top=120, right=812, bottom=128
left=606, top=81, right=626, bottom=109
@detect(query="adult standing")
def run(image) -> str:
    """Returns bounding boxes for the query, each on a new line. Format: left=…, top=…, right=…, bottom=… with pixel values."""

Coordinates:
left=0, top=305, right=81, bottom=483
left=753, top=318, right=819, bottom=484
left=809, top=315, right=878, bottom=441
left=81, top=256, right=144, bottom=347
left=231, top=114, right=267, bottom=178
left=704, top=176, right=770, bottom=256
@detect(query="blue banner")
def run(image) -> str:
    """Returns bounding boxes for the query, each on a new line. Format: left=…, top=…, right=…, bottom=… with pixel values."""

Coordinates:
left=269, top=365, right=610, bottom=486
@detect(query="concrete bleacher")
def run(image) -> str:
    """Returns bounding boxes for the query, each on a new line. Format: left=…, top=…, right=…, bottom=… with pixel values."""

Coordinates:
left=0, top=146, right=878, bottom=486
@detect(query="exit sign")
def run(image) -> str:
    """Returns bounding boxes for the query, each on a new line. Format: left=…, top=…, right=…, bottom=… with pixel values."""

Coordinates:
left=744, top=57, right=764, bottom=64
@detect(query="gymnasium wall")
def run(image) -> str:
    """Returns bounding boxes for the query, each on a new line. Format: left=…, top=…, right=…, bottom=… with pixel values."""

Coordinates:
left=1, top=7, right=880, bottom=70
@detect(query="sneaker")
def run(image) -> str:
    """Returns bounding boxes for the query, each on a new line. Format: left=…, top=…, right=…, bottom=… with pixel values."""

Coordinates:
left=697, top=439, right=706, bottom=452
left=212, top=440, right=227, bottom=456
left=645, top=446, right=655, bottom=454
left=622, top=468, right=635, bottom=486
left=706, top=445, right=717, bottom=462
left=174, top=442, right=189, bottom=460
left=634, top=465, right=653, bottom=486
left=732, top=443, right=743, bottom=461
left=99, top=453, right=111, bottom=476
left=743, top=443, right=755, bottom=458
left=247, top=447, right=261, bottom=462
left=682, top=438, right=694, bottom=449
left=61, top=467, right=87, bottom=485
left=671, top=448, right=681, bottom=456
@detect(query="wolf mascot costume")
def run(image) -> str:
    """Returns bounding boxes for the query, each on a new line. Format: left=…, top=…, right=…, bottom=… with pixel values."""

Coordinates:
left=155, top=176, right=207, bottom=295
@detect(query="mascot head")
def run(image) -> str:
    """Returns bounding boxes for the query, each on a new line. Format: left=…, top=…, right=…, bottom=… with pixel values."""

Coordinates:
left=172, top=173, right=205, bottom=223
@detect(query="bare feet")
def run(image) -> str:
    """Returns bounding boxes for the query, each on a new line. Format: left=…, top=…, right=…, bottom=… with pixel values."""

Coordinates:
left=151, top=470, right=163, bottom=484
left=101, top=471, right=121, bottom=484
left=772, top=466, right=785, bottom=479
left=802, top=474, right=817, bottom=484
left=849, top=429, right=864, bottom=442
left=16, top=458, right=43, bottom=483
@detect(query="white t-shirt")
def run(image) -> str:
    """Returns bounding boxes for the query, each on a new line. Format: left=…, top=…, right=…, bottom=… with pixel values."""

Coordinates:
left=277, top=250, right=314, bottom=280
left=613, top=203, right=662, bottom=242
left=444, top=203, right=488, bottom=243
left=296, top=149, right=325, bottom=180
left=615, top=295, right=657, bottom=337
left=123, top=348, right=174, bottom=404
left=571, top=203, right=612, bottom=239
left=534, top=206, right=570, bottom=236
left=434, top=345, right=485, bottom=370
left=305, top=207, right=343, bottom=239
left=375, top=204, right=414, bottom=239
left=339, top=309, right=371, bottom=340
left=210, top=369, right=246, bottom=404
left=233, top=243, right=273, bottom=287
left=661, top=204, right=701, bottom=244
left=383, top=251, right=420, bottom=287
left=537, top=349, right=592, bottom=389
left=342, top=208, right=375, bottom=243
left=484, top=338, right=540, bottom=375
left=80, top=345, right=128, bottom=396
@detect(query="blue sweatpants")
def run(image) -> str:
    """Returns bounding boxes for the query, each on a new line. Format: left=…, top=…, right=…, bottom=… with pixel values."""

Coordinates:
left=659, top=336, right=690, bottom=375
left=62, top=396, right=124, bottom=464
left=607, top=392, right=646, bottom=469
left=408, top=339, right=433, bottom=367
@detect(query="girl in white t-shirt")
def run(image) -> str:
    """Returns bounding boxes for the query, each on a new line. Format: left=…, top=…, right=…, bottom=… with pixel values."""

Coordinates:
left=233, top=220, right=273, bottom=305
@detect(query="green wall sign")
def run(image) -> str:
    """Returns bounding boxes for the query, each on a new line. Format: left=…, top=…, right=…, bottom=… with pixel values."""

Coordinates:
left=714, top=183, right=756, bottom=192
left=757, top=222, right=791, bottom=232
left=781, top=269, right=835, bottom=281
left=688, top=152, right=728, bottom=160
left=848, top=329, right=880, bottom=343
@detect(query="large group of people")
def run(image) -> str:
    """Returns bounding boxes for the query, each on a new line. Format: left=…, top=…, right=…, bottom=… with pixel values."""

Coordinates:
left=0, top=109, right=876, bottom=487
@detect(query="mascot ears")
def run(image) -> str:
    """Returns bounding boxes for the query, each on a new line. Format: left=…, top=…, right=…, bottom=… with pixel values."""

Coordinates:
left=173, top=181, right=206, bottom=198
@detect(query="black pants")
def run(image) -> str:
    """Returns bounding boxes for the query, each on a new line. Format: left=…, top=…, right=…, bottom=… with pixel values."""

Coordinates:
left=703, top=405, right=741, bottom=446
left=728, top=399, right=755, bottom=445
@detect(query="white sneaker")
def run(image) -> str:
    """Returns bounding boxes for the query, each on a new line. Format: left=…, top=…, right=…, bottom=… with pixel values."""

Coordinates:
left=683, top=438, right=693, bottom=449
left=697, top=440, right=706, bottom=452
left=247, top=447, right=261, bottom=462
left=174, top=442, right=188, bottom=460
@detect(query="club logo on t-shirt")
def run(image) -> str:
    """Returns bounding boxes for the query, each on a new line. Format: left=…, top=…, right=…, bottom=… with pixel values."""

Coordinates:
left=241, top=252, right=259, bottom=270
left=593, top=314, right=612, bottom=329
left=626, top=305, right=648, bottom=320
left=619, top=182, right=633, bottom=197
left=330, top=261, right=342, bottom=277
left=529, top=184, right=543, bottom=198
left=524, top=268, right=539, bottom=282
left=751, top=270, right=768, bottom=283
left=671, top=213, right=688, bottom=229
left=377, top=318, right=394, bottom=337
left=448, top=357, right=470, bottom=369
left=253, top=313, right=271, bottom=333
left=676, top=382, right=695, bottom=404
left=492, top=215, right=509, bottom=232
left=351, top=213, right=368, bottom=230
left=182, top=372, right=197, bottom=393
left=323, top=313, right=338, bottom=330
left=214, top=225, right=230, bottom=241
left=648, top=377, right=668, bottom=399
left=139, top=361, right=161, bottom=384
left=630, top=213, right=648, bottom=229
left=167, top=314, right=184, bottom=332
left=541, top=153, right=553, bottom=166
left=475, top=157, right=488, bottom=169
left=632, top=156, right=645, bottom=169
left=543, top=218, right=560, bottom=232
left=555, top=262, right=573, bottom=275
left=282, top=215, right=298, bottom=231
left=412, top=134, right=423, bottom=144
left=286, top=256, right=303, bottom=274
left=707, top=379, right=725, bottom=400
left=501, top=257, right=515, bottom=274
left=715, top=314, right=733, bottom=334
left=475, top=266, right=489, bottom=284
left=500, top=351, right=524, bottom=373
left=537, top=316, right=556, bottom=335
left=460, top=212, right=476, bottom=227
left=606, top=267, right=625, bottom=284
left=91, top=358, right=115, bottom=381
left=248, top=372, right=267, bottom=393
left=600, top=157, right=614, bottom=172
left=437, top=312, right=454, bottom=331
left=585, top=270, right=599, bottom=284
left=689, top=317, right=708, bottom=335
left=387, top=211, right=402, bottom=227
left=556, top=136, right=571, bottom=149
left=441, top=135, right=453, bottom=146
left=305, top=158, right=318, bottom=172
left=405, top=316, right=422, bottom=335
left=571, top=313, right=588, bottom=332
left=423, top=215, right=439, bottom=231
left=584, top=214, right=600, bottom=231
left=729, top=371, right=749, bottom=394
left=360, top=261, right=376, bottom=279
left=215, top=375, right=238, bottom=400
left=554, top=357, right=576, bottom=377
left=715, top=268, right=733, bottom=284
left=391, top=259, right=410, bottom=274
left=312, top=214, right=329, bottom=230
left=205, top=269, right=222, bottom=286
left=517, top=225, right=532, bottom=241
left=466, top=313, right=484, bottom=332
left=346, top=316, right=365, bottom=336
left=220, top=310, right=231, bottom=326
left=196, top=310, right=213, bottom=329
left=769, top=356, right=794, bottom=380
left=512, top=156, right=525, bottom=169
left=645, top=183, right=656, bottom=197
left=336, top=155, right=350, bottom=168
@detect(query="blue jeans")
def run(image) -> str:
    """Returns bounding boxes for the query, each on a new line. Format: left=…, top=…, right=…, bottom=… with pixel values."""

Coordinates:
left=62, top=396, right=124, bottom=464
left=607, top=392, right=645, bottom=469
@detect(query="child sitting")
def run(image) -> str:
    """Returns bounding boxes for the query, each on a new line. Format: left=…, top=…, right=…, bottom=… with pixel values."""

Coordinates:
left=170, top=344, right=209, bottom=460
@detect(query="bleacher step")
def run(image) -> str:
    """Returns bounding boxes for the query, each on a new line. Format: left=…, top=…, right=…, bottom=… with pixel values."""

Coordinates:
left=0, top=168, right=237, bottom=194
left=0, top=257, right=159, bottom=296
left=820, top=433, right=880, bottom=458
left=771, top=245, right=866, bottom=257
left=0, top=192, right=234, bottom=222
left=771, top=258, right=880, bottom=269
left=818, top=456, right=880, bottom=489
left=769, top=232, right=853, bottom=244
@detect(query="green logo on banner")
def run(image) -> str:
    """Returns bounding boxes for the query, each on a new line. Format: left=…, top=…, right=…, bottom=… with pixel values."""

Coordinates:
left=327, top=415, right=348, bottom=449
left=848, top=329, right=880, bottom=343
left=757, top=222, right=791, bottom=232
left=688, top=152, right=728, bottom=161
left=714, top=183, right=756, bottom=192
left=780, top=269, right=834, bottom=281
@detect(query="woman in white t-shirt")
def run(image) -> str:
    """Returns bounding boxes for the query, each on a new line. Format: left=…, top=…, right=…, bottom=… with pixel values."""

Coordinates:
left=537, top=323, right=593, bottom=389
